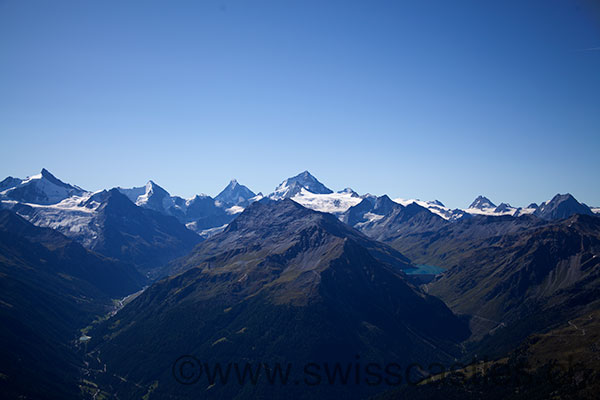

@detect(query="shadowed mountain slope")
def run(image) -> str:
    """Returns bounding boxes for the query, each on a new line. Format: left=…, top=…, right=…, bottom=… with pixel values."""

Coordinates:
left=0, top=210, right=145, bottom=400
left=87, top=199, right=469, bottom=399
left=428, top=214, right=600, bottom=354
left=86, top=189, right=202, bottom=275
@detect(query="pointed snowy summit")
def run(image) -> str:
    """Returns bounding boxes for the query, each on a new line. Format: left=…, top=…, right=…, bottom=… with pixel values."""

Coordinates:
left=116, top=180, right=176, bottom=214
left=270, top=170, right=333, bottom=199
left=118, top=180, right=168, bottom=204
left=468, top=195, right=496, bottom=210
left=215, top=179, right=256, bottom=206
left=0, top=168, right=85, bottom=205
left=138, top=180, right=173, bottom=212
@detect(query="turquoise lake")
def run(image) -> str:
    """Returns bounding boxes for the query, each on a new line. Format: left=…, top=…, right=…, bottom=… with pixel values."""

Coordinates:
left=405, top=264, right=445, bottom=275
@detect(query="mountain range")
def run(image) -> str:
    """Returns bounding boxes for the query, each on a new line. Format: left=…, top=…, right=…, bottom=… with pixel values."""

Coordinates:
left=2, top=169, right=596, bottom=243
left=1, top=168, right=599, bottom=399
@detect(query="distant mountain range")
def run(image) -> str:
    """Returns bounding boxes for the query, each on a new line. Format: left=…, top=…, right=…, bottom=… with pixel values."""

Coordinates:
left=1, top=169, right=596, bottom=239
left=1, top=168, right=597, bottom=277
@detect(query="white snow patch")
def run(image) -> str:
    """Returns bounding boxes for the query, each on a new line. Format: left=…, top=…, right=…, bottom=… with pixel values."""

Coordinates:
left=291, top=188, right=362, bottom=214
left=248, top=194, right=264, bottom=203
left=226, top=205, right=244, bottom=215
left=516, top=207, right=537, bottom=216
left=186, top=222, right=228, bottom=238
left=3, top=198, right=99, bottom=247
left=363, top=212, right=384, bottom=222
left=464, top=207, right=517, bottom=217
left=393, top=198, right=460, bottom=220
left=21, top=173, right=43, bottom=183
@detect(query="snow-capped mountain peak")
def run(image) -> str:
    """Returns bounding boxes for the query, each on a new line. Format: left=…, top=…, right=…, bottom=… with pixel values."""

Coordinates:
left=215, top=179, right=256, bottom=206
left=137, top=181, right=173, bottom=211
left=468, top=195, right=496, bottom=210
left=0, top=168, right=86, bottom=205
left=116, top=180, right=176, bottom=214
left=270, top=170, right=333, bottom=199
left=534, top=193, right=594, bottom=220
left=144, top=180, right=169, bottom=199
left=266, top=171, right=359, bottom=214
left=39, top=168, right=79, bottom=189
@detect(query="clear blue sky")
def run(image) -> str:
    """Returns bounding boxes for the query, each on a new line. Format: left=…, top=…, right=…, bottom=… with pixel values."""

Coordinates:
left=1, top=0, right=599, bottom=208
